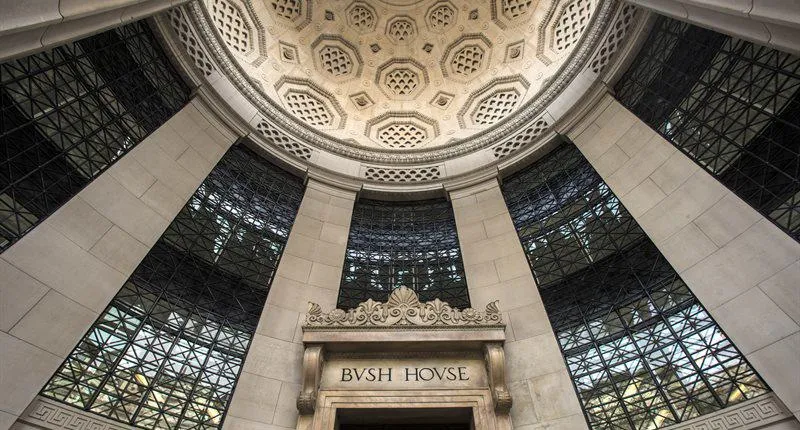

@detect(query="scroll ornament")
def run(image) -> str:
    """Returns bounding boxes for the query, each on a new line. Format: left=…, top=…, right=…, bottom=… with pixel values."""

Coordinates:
left=305, top=286, right=503, bottom=328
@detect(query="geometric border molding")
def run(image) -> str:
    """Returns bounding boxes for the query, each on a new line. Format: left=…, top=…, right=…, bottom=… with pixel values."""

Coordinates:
left=362, top=165, right=443, bottom=182
left=18, top=396, right=130, bottom=430
left=663, top=393, right=793, bottom=430
left=491, top=114, right=550, bottom=159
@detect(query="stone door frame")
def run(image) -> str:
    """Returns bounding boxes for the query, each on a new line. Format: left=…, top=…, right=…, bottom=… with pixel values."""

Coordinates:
left=312, top=389, right=504, bottom=430
left=296, top=287, right=512, bottom=430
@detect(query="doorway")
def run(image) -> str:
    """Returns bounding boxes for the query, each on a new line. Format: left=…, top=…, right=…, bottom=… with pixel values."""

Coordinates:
left=336, top=407, right=474, bottom=430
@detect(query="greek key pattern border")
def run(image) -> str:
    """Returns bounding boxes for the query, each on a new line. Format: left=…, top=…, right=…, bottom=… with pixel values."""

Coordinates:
left=19, top=396, right=132, bottom=430
left=664, top=393, right=793, bottom=430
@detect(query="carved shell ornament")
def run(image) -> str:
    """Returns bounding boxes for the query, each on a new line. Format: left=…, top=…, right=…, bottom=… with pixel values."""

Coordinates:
left=304, top=286, right=503, bottom=328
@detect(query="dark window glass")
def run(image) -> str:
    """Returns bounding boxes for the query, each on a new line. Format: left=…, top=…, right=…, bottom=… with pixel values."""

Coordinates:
left=0, top=20, right=190, bottom=252
left=40, top=143, right=304, bottom=430
left=614, top=16, right=800, bottom=240
left=501, top=141, right=769, bottom=430
left=338, top=198, right=469, bottom=309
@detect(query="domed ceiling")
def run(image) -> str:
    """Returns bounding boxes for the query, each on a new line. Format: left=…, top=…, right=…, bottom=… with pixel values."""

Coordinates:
left=160, top=0, right=640, bottom=185
left=201, top=0, right=596, bottom=151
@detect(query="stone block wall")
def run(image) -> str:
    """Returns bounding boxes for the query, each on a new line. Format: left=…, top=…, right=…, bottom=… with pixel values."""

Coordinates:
left=449, top=180, right=588, bottom=430
left=223, top=179, right=356, bottom=430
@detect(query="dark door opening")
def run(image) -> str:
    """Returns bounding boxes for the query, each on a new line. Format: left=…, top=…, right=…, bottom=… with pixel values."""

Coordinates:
left=337, top=407, right=473, bottom=430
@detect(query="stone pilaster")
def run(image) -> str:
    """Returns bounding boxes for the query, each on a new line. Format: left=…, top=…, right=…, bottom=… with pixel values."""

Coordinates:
left=449, top=179, right=588, bottom=430
left=223, top=179, right=356, bottom=430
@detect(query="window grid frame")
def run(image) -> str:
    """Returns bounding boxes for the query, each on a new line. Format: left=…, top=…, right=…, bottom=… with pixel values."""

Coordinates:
left=614, top=16, right=800, bottom=242
left=337, top=198, right=471, bottom=310
left=501, top=141, right=769, bottom=430
left=40, top=143, right=305, bottom=430
left=1, top=19, right=190, bottom=252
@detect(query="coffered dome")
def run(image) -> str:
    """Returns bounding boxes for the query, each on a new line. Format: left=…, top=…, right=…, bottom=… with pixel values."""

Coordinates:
left=158, top=0, right=642, bottom=188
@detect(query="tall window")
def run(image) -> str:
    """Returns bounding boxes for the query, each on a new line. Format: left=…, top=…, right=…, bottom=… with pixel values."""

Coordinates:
left=40, top=143, right=304, bottom=430
left=615, top=16, right=800, bottom=241
left=338, top=198, right=469, bottom=309
left=502, top=141, right=768, bottom=430
left=0, top=20, right=190, bottom=252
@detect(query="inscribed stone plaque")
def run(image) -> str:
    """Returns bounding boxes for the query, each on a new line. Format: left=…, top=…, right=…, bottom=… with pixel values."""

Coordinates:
left=321, top=355, right=488, bottom=390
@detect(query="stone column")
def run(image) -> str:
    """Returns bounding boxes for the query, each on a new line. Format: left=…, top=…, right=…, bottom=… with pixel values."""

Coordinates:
left=625, top=0, right=800, bottom=54
left=565, top=92, right=800, bottom=421
left=448, top=180, right=588, bottom=430
left=0, top=0, right=192, bottom=61
left=223, top=179, right=356, bottom=430
left=0, top=97, right=238, bottom=430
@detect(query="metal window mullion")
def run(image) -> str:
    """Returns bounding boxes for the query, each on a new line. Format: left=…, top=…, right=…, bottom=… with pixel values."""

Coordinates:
left=578, top=305, right=639, bottom=430
left=129, top=300, right=201, bottom=427
left=82, top=290, right=163, bottom=414
left=2, top=44, right=165, bottom=193
left=612, top=301, right=681, bottom=425
left=175, top=314, right=229, bottom=429
left=647, top=297, right=727, bottom=410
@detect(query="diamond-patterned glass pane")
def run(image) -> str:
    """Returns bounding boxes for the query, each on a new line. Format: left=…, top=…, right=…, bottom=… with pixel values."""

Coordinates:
left=41, top=143, right=304, bottom=430
left=615, top=16, right=800, bottom=241
left=0, top=20, right=190, bottom=252
left=338, top=198, right=470, bottom=309
left=501, top=141, right=769, bottom=430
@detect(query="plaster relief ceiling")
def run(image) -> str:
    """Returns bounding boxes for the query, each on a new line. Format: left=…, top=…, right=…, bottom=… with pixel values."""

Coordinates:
left=199, top=0, right=599, bottom=151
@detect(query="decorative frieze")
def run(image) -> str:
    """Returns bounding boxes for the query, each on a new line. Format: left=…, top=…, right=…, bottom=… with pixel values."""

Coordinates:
left=363, top=165, right=442, bottom=182
left=304, top=286, right=503, bottom=328
left=587, top=3, right=637, bottom=74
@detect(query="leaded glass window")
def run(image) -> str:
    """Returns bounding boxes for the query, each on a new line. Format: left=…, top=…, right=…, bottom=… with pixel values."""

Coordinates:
left=338, top=198, right=470, bottom=309
left=615, top=16, right=800, bottom=241
left=40, top=143, right=304, bottom=430
left=502, top=141, right=769, bottom=430
left=0, top=20, right=190, bottom=252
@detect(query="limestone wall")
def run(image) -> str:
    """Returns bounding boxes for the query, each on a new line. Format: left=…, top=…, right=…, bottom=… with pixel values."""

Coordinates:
left=223, top=179, right=357, bottom=430
left=449, top=180, right=588, bottom=430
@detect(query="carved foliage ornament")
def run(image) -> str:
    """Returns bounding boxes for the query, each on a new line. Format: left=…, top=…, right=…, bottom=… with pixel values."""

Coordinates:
left=305, top=286, right=503, bottom=328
